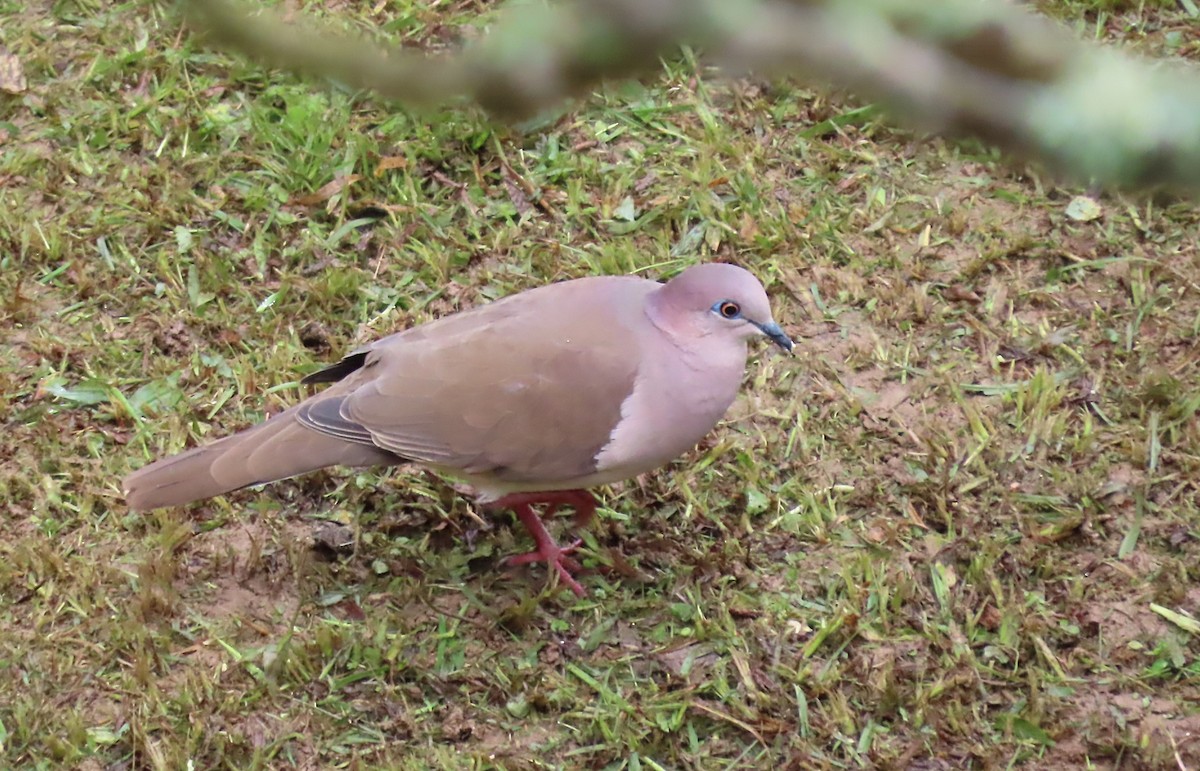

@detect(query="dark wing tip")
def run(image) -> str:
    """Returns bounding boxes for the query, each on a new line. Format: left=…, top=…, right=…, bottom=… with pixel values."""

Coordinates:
left=301, top=351, right=370, bottom=385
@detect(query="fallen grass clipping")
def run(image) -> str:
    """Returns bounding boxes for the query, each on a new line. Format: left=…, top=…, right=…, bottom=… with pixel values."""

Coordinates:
left=2, top=0, right=1199, bottom=768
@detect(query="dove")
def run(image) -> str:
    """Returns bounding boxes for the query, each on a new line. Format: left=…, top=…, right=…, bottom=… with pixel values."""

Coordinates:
left=124, top=262, right=793, bottom=595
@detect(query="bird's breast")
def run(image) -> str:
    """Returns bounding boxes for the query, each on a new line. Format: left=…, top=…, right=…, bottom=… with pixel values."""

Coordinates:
left=592, top=339, right=747, bottom=476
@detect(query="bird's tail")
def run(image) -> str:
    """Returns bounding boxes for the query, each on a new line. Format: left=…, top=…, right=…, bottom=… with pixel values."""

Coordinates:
left=123, top=404, right=393, bottom=511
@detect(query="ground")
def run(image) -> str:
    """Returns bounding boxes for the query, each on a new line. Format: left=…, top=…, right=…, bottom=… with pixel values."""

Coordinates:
left=2, top=0, right=1199, bottom=768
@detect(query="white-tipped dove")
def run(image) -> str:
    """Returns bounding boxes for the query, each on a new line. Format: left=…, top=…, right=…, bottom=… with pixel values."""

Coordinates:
left=123, top=262, right=793, bottom=595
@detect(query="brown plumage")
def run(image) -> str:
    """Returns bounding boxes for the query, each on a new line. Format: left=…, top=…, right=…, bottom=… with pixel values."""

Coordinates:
left=124, top=263, right=792, bottom=594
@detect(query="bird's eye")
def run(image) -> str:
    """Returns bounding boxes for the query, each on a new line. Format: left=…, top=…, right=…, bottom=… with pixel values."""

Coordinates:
left=716, top=301, right=741, bottom=319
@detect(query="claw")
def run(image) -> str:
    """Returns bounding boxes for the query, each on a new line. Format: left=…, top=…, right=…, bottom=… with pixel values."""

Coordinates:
left=488, top=490, right=597, bottom=596
left=505, top=538, right=585, bottom=596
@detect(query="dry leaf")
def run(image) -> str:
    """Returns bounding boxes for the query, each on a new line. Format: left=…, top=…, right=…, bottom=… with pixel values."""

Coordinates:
left=293, top=174, right=361, bottom=206
left=374, top=155, right=407, bottom=176
left=944, top=284, right=981, bottom=302
left=502, top=172, right=532, bottom=217
left=0, top=51, right=27, bottom=94
left=1065, top=195, right=1102, bottom=222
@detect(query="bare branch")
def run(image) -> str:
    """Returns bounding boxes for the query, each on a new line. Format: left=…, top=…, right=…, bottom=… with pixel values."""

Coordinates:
left=182, top=0, right=1200, bottom=193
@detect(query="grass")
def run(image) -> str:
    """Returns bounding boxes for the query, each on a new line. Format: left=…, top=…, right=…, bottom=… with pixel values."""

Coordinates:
left=2, top=0, right=1199, bottom=768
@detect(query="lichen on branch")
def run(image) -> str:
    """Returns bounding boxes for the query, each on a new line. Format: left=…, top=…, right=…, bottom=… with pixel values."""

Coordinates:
left=182, top=0, right=1200, bottom=193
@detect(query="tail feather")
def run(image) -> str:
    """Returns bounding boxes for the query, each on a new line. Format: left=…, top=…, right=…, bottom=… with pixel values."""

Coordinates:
left=123, top=405, right=396, bottom=511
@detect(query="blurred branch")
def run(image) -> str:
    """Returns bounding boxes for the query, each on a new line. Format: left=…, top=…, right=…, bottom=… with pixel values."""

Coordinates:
left=183, top=0, right=1200, bottom=193
left=732, top=1, right=1200, bottom=193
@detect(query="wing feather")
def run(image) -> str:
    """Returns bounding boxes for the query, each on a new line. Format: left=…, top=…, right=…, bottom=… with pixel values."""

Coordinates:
left=338, top=277, right=652, bottom=483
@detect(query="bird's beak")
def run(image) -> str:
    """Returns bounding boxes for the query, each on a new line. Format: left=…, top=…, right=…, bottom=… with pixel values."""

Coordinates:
left=754, top=321, right=794, bottom=353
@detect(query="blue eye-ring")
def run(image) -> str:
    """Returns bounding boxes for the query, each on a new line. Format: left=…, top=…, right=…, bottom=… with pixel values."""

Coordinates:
left=713, top=300, right=741, bottom=319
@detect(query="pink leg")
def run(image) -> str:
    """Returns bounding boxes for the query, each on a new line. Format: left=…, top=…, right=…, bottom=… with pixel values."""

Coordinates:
left=508, top=503, right=585, bottom=596
left=487, top=490, right=597, bottom=596
left=490, top=490, right=597, bottom=528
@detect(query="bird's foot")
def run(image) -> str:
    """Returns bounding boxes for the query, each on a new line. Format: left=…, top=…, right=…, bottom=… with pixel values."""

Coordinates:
left=492, top=494, right=595, bottom=596
left=505, top=538, right=585, bottom=596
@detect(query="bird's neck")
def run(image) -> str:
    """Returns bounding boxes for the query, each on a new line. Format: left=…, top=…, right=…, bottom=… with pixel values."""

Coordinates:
left=645, top=294, right=748, bottom=376
left=644, top=288, right=694, bottom=343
